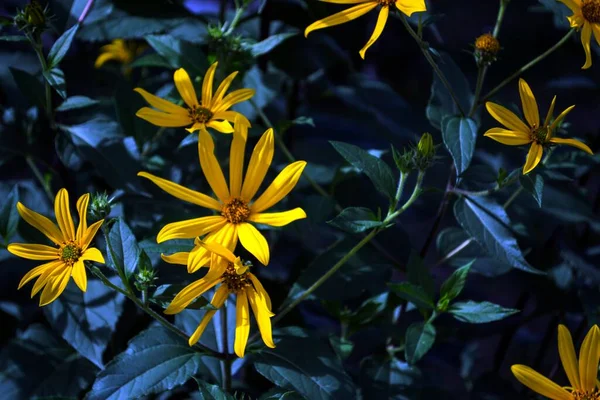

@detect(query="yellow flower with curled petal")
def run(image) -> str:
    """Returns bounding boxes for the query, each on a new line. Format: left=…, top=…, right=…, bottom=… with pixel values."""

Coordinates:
left=558, top=0, right=600, bottom=69
left=138, top=120, right=307, bottom=273
left=164, top=241, right=275, bottom=358
left=484, top=79, right=593, bottom=174
left=94, top=39, right=146, bottom=72
left=304, top=0, right=427, bottom=59
left=134, top=62, right=254, bottom=134
left=511, top=324, right=600, bottom=400
left=7, top=189, right=105, bottom=306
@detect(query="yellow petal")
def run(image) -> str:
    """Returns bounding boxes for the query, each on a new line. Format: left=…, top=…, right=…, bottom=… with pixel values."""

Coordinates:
left=138, top=172, right=222, bottom=211
left=31, top=265, right=62, bottom=297
left=518, top=79, right=539, bottom=128
left=202, top=62, right=218, bottom=107
left=134, top=88, right=189, bottom=116
left=157, top=216, right=226, bottom=243
left=230, top=121, right=248, bottom=198
left=247, top=287, right=276, bottom=348
left=558, top=0, right=582, bottom=14
left=523, top=143, right=543, bottom=175
left=17, top=202, right=64, bottom=245
left=214, top=89, right=255, bottom=113
left=251, top=161, right=307, bottom=213
left=211, top=71, right=239, bottom=108
left=241, top=129, right=275, bottom=202
left=54, top=189, right=75, bottom=241
left=198, top=129, right=230, bottom=203
left=304, top=2, right=378, bottom=37
left=483, top=128, right=532, bottom=146
left=76, top=194, right=89, bottom=242
left=186, top=122, right=205, bottom=133
left=80, top=247, right=105, bottom=264
left=80, top=220, right=104, bottom=251
left=188, top=285, right=230, bottom=346
left=359, top=6, right=388, bottom=59
left=579, top=325, right=600, bottom=391
left=549, top=137, right=593, bottom=155
left=136, top=107, right=191, bottom=127
left=8, top=243, right=59, bottom=260
left=174, top=68, right=199, bottom=108
left=248, top=272, right=272, bottom=311
left=234, top=292, right=251, bottom=358
left=94, top=52, right=120, bottom=68
left=18, top=260, right=62, bottom=290
left=543, top=95, right=557, bottom=129
left=395, top=0, right=427, bottom=16
left=238, top=223, right=270, bottom=266
left=199, top=240, right=237, bottom=264
left=187, top=223, right=238, bottom=273
left=558, top=324, right=581, bottom=389
left=549, top=105, right=576, bottom=132
left=206, top=119, right=234, bottom=133
left=249, top=208, right=307, bottom=227
left=321, top=0, right=372, bottom=3
left=39, top=265, right=71, bottom=306
left=485, top=102, right=530, bottom=133
left=510, top=365, right=571, bottom=400
left=581, top=22, right=593, bottom=69
left=164, top=277, right=220, bottom=315
left=71, top=260, right=87, bottom=292
left=593, top=24, right=600, bottom=46
left=569, top=13, right=585, bottom=28
left=161, top=252, right=189, bottom=265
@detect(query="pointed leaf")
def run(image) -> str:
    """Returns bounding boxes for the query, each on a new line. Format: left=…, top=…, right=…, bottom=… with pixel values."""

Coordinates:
left=449, top=301, right=519, bottom=323
left=405, top=322, right=436, bottom=364
left=442, top=116, right=478, bottom=175
left=327, top=207, right=383, bottom=233
left=48, top=24, right=79, bottom=69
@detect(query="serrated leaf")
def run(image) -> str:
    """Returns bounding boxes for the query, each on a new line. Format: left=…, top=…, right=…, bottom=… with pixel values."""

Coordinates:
left=449, top=301, right=519, bottom=323
left=106, top=218, right=141, bottom=281
left=442, top=116, right=478, bottom=175
left=145, top=34, right=207, bottom=76
left=194, top=378, right=235, bottom=400
left=406, top=252, right=435, bottom=299
left=48, top=24, right=79, bottom=69
left=519, top=172, right=544, bottom=207
left=248, top=32, right=297, bottom=57
left=0, top=185, right=19, bottom=241
left=330, top=141, right=396, bottom=200
left=405, top=322, right=436, bottom=364
left=439, top=261, right=472, bottom=302
left=327, top=207, right=382, bottom=233
left=389, top=282, right=434, bottom=310
left=43, top=67, right=67, bottom=98
left=56, top=96, right=99, bottom=112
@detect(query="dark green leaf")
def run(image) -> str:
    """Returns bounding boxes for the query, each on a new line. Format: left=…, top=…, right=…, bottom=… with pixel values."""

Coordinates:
left=406, top=252, right=435, bottom=299
left=128, top=53, right=173, bottom=69
left=350, top=292, right=389, bottom=326
left=259, top=389, right=305, bottom=400
left=330, top=141, right=396, bottom=200
left=56, top=96, right=99, bottom=112
left=389, top=282, right=434, bottom=310
left=106, top=218, right=141, bottom=280
left=539, top=183, right=600, bottom=231
left=442, top=116, right=478, bottom=175
left=329, top=335, right=354, bottom=361
left=248, top=32, right=298, bottom=57
left=405, top=322, right=436, bottom=364
left=327, top=207, right=382, bottom=233
left=194, top=378, right=235, bottom=400
left=0, top=185, right=19, bottom=242
left=48, top=24, right=79, bottom=68
left=43, top=67, right=67, bottom=98
left=449, top=301, right=519, bottom=323
left=145, top=34, right=207, bottom=76
left=9, top=67, right=45, bottom=110
left=519, top=171, right=544, bottom=207
left=0, top=35, right=28, bottom=42
left=360, top=355, right=422, bottom=399
left=55, top=131, right=84, bottom=170
left=439, top=261, right=472, bottom=303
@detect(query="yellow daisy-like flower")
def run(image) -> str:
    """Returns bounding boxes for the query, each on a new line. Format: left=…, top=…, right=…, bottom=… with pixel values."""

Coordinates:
left=94, top=39, right=146, bottom=70
left=304, top=0, right=427, bottom=59
left=558, top=0, right=600, bottom=69
left=134, top=62, right=254, bottom=134
left=164, top=241, right=275, bottom=358
left=7, top=189, right=105, bottom=306
left=138, top=121, right=307, bottom=272
left=511, top=324, right=600, bottom=400
left=484, top=79, right=593, bottom=174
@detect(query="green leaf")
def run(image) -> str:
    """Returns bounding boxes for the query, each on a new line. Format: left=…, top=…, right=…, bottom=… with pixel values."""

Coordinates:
left=330, top=141, right=396, bottom=200
left=9, top=67, right=45, bottom=110
left=128, top=53, right=173, bottom=69
left=404, top=322, right=436, bottom=364
left=389, top=282, right=434, bottom=310
left=439, top=261, right=472, bottom=303
left=151, top=284, right=211, bottom=310
left=539, top=183, right=600, bottom=231
left=56, top=96, right=99, bottom=112
left=327, top=207, right=383, bottom=233
left=519, top=171, right=544, bottom=207
left=194, top=378, right=235, bottom=400
left=454, top=197, right=543, bottom=274
left=406, top=252, right=435, bottom=299
left=0, top=35, right=28, bottom=42
left=248, top=32, right=298, bottom=57
left=106, top=218, right=141, bottom=281
left=449, top=301, right=519, bottom=323
left=360, top=355, right=422, bottom=399
left=88, top=326, right=206, bottom=400
left=329, top=335, right=354, bottom=361
left=145, top=34, right=207, bottom=77
left=442, top=116, right=478, bottom=175
left=43, top=67, right=67, bottom=98
left=0, top=185, right=19, bottom=242
left=350, top=292, right=389, bottom=327
left=259, top=389, right=305, bottom=400
left=47, top=24, right=79, bottom=69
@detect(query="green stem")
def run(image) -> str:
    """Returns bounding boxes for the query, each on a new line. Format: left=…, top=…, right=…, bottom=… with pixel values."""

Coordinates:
left=26, top=156, right=53, bottom=202
left=221, top=308, right=232, bottom=392
left=492, top=0, right=508, bottom=38
left=387, top=171, right=424, bottom=221
left=224, top=5, right=245, bottom=36
left=28, top=36, right=54, bottom=128
left=479, top=29, right=575, bottom=105
left=390, top=172, right=408, bottom=214
left=503, top=187, right=523, bottom=209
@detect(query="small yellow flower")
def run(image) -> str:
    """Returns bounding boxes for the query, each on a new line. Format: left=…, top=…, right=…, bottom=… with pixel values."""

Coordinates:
left=484, top=78, right=593, bottom=174
left=511, top=324, right=600, bottom=400
left=134, top=62, right=254, bottom=134
left=558, top=0, right=600, bottom=69
left=94, top=39, right=146, bottom=70
left=304, top=0, right=427, bottom=59
left=7, top=189, right=105, bottom=306
left=138, top=120, right=306, bottom=272
left=164, top=241, right=275, bottom=357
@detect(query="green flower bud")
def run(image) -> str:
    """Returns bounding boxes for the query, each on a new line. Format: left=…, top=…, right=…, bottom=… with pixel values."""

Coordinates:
left=88, top=192, right=112, bottom=223
left=134, top=250, right=157, bottom=292
left=25, top=1, right=45, bottom=27
left=392, top=145, right=415, bottom=174
left=417, top=133, right=434, bottom=159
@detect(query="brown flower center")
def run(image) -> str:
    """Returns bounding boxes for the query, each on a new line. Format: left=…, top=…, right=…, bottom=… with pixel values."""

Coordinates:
left=221, top=198, right=251, bottom=224
left=59, top=241, right=82, bottom=265
left=529, top=124, right=549, bottom=145
left=572, top=388, right=600, bottom=400
left=222, top=262, right=252, bottom=293
left=582, top=0, right=600, bottom=23
left=188, top=105, right=213, bottom=124
left=378, top=0, right=395, bottom=6
left=475, top=33, right=501, bottom=54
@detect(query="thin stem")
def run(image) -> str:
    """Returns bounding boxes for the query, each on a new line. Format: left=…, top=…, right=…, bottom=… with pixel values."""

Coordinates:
left=492, top=0, right=508, bottom=38
left=387, top=171, right=424, bottom=221
left=29, top=38, right=54, bottom=128
left=480, top=29, right=576, bottom=105
left=224, top=5, right=245, bottom=36
left=77, top=0, right=96, bottom=24
left=419, top=165, right=454, bottom=257
left=390, top=172, right=408, bottom=214
left=221, top=307, right=232, bottom=392
left=503, top=187, right=523, bottom=209
left=26, top=156, right=53, bottom=202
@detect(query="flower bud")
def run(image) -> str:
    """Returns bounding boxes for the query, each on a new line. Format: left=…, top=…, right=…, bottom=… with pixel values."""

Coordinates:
left=417, top=133, right=434, bottom=159
left=474, top=33, right=500, bottom=67
left=392, top=145, right=414, bottom=174
left=134, top=250, right=158, bottom=292
left=88, top=192, right=112, bottom=223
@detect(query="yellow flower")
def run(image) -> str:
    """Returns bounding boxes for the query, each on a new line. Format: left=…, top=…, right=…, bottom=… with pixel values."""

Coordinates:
left=304, top=0, right=427, bottom=59
left=558, top=0, right=600, bottom=69
left=94, top=39, right=146, bottom=70
left=138, top=121, right=307, bottom=272
left=7, top=189, right=105, bottom=306
left=164, top=241, right=275, bottom=358
left=484, top=78, right=593, bottom=174
left=134, top=62, right=254, bottom=134
left=511, top=324, right=600, bottom=400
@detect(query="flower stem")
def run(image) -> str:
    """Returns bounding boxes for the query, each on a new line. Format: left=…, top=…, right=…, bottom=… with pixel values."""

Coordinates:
left=25, top=156, right=54, bottom=202
left=77, top=0, right=96, bottom=24
left=28, top=35, right=54, bottom=129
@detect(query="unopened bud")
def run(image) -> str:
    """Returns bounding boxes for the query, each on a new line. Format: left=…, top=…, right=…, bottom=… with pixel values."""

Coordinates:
left=474, top=33, right=500, bottom=67
left=392, top=145, right=414, bottom=174
left=88, top=192, right=112, bottom=223
left=134, top=250, right=157, bottom=292
left=25, top=1, right=45, bottom=27
left=417, top=133, right=434, bottom=159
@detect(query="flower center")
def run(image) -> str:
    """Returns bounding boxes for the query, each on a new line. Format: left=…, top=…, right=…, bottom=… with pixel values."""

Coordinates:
left=572, top=389, right=600, bottom=400
left=188, top=105, right=213, bottom=124
left=582, top=0, right=600, bottom=23
left=378, top=0, right=395, bottom=6
left=59, top=242, right=82, bottom=265
left=222, top=262, right=252, bottom=293
left=475, top=33, right=501, bottom=54
left=221, top=198, right=251, bottom=224
left=529, top=124, right=549, bottom=145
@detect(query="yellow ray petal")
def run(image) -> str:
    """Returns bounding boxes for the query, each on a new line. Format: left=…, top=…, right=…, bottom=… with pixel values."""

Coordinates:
left=483, top=128, right=532, bottom=146
left=211, top=71, right=239, bottom=108
left=581, top=22, right=593, bottom=69
left=593, top=24, right=600, bottom=46
left=238, top=223, right=270, bottom=266
left=549, top=137, right=593, bottom=155
left=214, top=89, right=255, bottom=113
left=80, top=220, right=104, bottom=251
left=55, top=189, right=75, bottom=241
left=230, top=120, right=248, bottom=198
left=511, top=365, right=571, bottom=400
left=485, top=102, right=530, bottom=133
left=543, top=95, right=557, bottom=129
left=18, top=260, right=62, bottom=290
left=198, top=240, right=237, bottom=264
left=248, top=273, right=272, bottom=311
left=558, top=0, right=582, bottom=13
left=157, top=216, right=226, bottom=243
left=304, top=2, right=378, bottom=37
left=189, top=285, right=229, bottom=346
left=187, top=223, right=238, bottom=273
left=186, top=122, right=206, bottom=134
left=136, top=107, right=191, bottom=127
left=164, top=278, right=220, bottom=315
left=569, top=13, right=586, bottom=28
left=579, top=325, right=600, bottom=391
left=395, top=0, right=427, bottom=16
left=359, top=5, right=388, bottom=59
left=249, top=208, right=307, bottom=227
left=241, top=129, right=275, bottom=202
left=17, top=202, right=64, bottom=245
left=234, top=292, right=251, bottom=358
left=76, top=194, right=89, bottom=242
left=198, top=129, right=230, bottom=203
left=206, top=120, right=234, bottom=133
left=549, top=105, right=576, bottom=132
left=138, top=172, right=222, bottom=210
left=321, top=0, right=372, bottom=3
left=39, top=265, right=71, bottom=306
left=94, top=52, right=121, bottom=68
left=518, top=79, right=539, bottom=128
left=523, top=143, right=543, bottom=175
left=161, top=252, right=189, bottom=265
left=71, top=260, right=87, bottom=292
left=558, top=324, right=581, bottom=389
left=247, top=288, right=276, bottom=348
left=251, top=161, right=307, bottom=213
left=202, top=62, right=218, bottom=107
left=8, top=243, right=59, bottom=260
left=134, top=88, right=189, bottom=116
left=80, top=247, right=105, bottom=264
left=31, top=265, right=62, bottom=297
left=174, top=68, right=199, bottom=108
